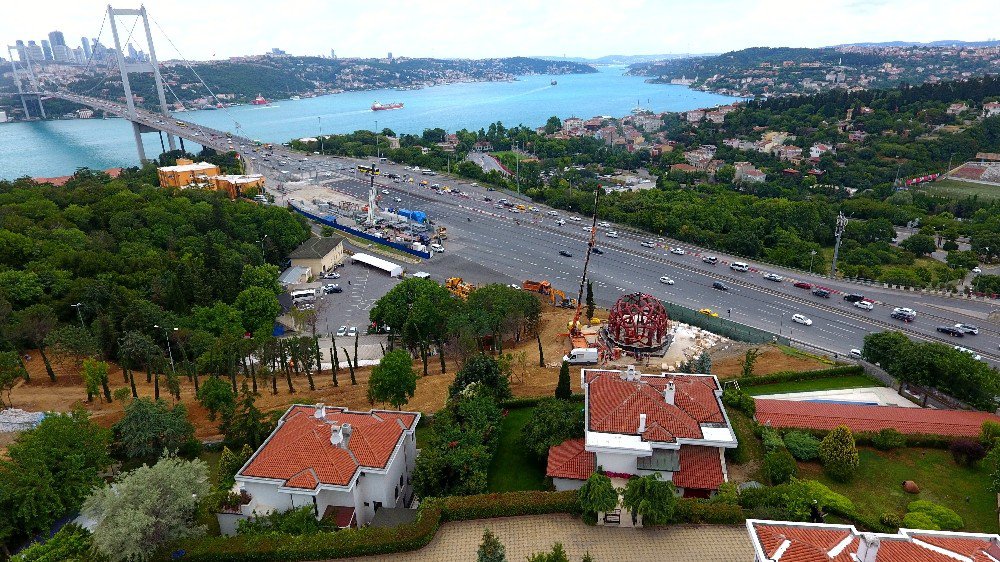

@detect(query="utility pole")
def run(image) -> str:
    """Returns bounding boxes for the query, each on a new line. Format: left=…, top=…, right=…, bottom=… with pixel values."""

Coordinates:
left=154, top=324, right=178, bottom=375
left=809, top=250, right=817, bottom=274
left=318, top=116, right=323, bottom=154
left=71, top=302, right=85, bottom=329
left=831, top=212, right=848, bottom=277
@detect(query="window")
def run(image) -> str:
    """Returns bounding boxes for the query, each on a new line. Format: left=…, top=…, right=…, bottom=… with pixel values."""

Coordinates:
left=637, top=449, right=680, bottom=472
left=399, top=474, right=404, bottom=487
left=395, top=486, right=399, bottom=500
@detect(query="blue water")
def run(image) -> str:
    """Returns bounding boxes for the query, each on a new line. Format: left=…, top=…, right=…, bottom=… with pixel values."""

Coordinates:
left=0, top=66, right=738, bottom=180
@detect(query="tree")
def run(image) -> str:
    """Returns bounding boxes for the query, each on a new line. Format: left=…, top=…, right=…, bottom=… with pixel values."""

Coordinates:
left=221, top=383, right=272, bottom=449
left=197, top=375, right=235, bottom=421
left=234, top=286, right=281, bottom=337
left=83, top=455, right=210, bottom=562
left=527, top=543, right=569, bottom=562
left=544, top=116, right=562, bottom=135
left=555, top=360, right=572, bottom=400
left=112, top=397, right=194, bottom=461
left=819, top=426, right=860, bottom=482
left=585, top=280, right=595, bottom=321
left=620, top=473, right=677, bottom=525
left=81, top=358, right=113, bottom=403
left=764, top=448, right=799, bottom=485
left=901, top=234, right=936, bottom=256
left=578, top=472, right=618, bottom=515
left=14, top=304, right=58, bottom=381
left=45, top=325, right=100, bottom=379
left=367, top=350, right=417, bottom=409
left=0, top=351, right=26, bottom=408
left=449, top=354, right=512, bottom=401
left=0, top=410, right=110, bottom=550
left=240, top=263, right=282, bottom=296
left=521, top=398, right=585, bottom=458
left=218, top=443, right=255, bottom=488
left=478, top=528, right=507, bottom=562
left=986, top=447, right=1000, bottom=494
left=740, top=348, right=761, bottom=378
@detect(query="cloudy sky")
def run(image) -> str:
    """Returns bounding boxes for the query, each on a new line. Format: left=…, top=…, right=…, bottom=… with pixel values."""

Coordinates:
left=3, top=0, right=998, bottom=61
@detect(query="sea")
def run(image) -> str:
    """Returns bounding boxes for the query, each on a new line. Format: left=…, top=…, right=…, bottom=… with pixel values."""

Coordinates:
left=0, top=66, right=738, bottom=180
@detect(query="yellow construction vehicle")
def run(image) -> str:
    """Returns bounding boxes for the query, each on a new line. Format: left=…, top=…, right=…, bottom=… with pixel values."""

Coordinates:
left=445, top=277, right=475, bottom=300
left=436, top=226, right=448, bottom=240
left=522, top=280, right=553, bottom=295
left=551, top=289, right=577, bottom=309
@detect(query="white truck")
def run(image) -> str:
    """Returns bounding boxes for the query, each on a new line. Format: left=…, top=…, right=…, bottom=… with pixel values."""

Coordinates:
left=563, top=347, right=599, bottom=364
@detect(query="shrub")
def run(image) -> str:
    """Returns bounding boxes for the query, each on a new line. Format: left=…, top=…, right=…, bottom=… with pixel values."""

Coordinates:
left=871, top=428, right=906, bottom=451
left=783, top=431, right=821, bottom=461
left=555, top=361, right=571, bottom=400
left=449, top=354, right=512, bottom=401
left=880, top=513, right=901, bottom=529
left=819, top=426, right=859, bottom=482
left=736, top=366, right=865, bottom=387
left=520, top=399, right=584, bottom=458
left=197, top=376, right=235, bottom=422
left=441, top=491, right=580, bottom=521
left=949, top=439, right=987, bottom=467
left=238, top=506, right=327, bottom=536
left=760, top=427, right=785, bottom=453
left=11, top=524, right=93, bottom=562
left=722, top=387, right=756, bottom=417
left=981, top=421, right=1000, bottom=448
left=672, top=499, right=746, bottom=524
left=901, top=511, right=940, bottom=530
left=906, top=500, right=964, bottom=531
left=797, top=480, right=855, bottom=514
left=764, top=449, right=798, bottom=485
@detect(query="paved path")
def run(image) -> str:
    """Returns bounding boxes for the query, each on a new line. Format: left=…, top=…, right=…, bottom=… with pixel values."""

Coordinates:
left=335, top=515, right=752, bottom=562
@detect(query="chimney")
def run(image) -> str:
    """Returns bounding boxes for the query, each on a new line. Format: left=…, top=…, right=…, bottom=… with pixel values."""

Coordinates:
left=856, top=533, right=880, bottom=562
left=341, top=423, right=352, bottom=449
left=329, top=424, right=343, bottom=446
left=638, top=413, right=647, bottom=434
left=663, top=380, right=675, bottom=405
left=314, top=403, right=326, bottom=419
left=623, top=365, right=639, bottom=381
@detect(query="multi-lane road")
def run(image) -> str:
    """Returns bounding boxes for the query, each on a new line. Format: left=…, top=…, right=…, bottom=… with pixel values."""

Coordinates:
left=309, top=158, right=1000, bottom=365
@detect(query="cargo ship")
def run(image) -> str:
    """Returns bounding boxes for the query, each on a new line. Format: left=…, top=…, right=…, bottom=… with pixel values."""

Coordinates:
left=371, top=101, right=403, bottom=111
left=252, top=94, right=269, bottom=106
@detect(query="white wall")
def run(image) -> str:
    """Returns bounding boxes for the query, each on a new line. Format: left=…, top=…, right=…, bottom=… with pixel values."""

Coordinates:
left=553, top=478, right=585, bottom=492
left=594, top=451, right=638, bottom=474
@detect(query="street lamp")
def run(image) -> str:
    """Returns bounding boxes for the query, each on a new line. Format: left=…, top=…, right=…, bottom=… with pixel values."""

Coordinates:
left=809, top=250, right=817, bottom=274
left=318, top=116, right=323, bottom=154
left=258, top=234, right=269, bottom=261
left=153, top=324, right=178, bottom=375
left=70, top=302, right=85, bottom=329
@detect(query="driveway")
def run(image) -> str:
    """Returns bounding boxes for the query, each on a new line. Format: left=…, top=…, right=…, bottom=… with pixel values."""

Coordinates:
left=333, top=514, right=751, bottom=562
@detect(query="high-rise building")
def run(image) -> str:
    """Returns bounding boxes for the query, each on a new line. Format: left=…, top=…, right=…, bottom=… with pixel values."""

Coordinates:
left=48, top=31, right=66, bottom=47
left=15, top=40, right=27, bottom=62
left=52, top=44, right=72, bottom=63
left=91, top=38, right=107, bottom=61
left=25, top=41, right=44, bottom=62
left=41, top=39, right=53, bottom=60
left=81, top=37, right=92, bottom=60
left=387, top=52, right=393, bottom=63
left=330, top=49, right=337, bottom=59
left=73, top=47, right=85, bottom=64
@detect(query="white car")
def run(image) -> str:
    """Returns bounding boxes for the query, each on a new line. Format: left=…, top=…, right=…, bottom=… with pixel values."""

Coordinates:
left=954, top=346, right=982, bottom=361
left=382, top=189, right=390, bottom=194
left=606, top=231, right=619, bottom=238
left=430, top=243, right=445, bottom=252
left=972, top=267, right=982, bottom=274
left=849, top=349, right=863, bottom=358
left=763, top=272, right=783, bottom=282
left=570, top=216, right=582, bottom=222
left=598, top=221, right=610, bottom=228
left=854, top=300, right=874, bottom=310
left=659, top=276, right=674, bottom=285
left=641, top=241, right=656, bottom=248
left=322, top=272, right=341, bottom=279
left=547, top=211, right=559, bottom=216
left=347, top=326, right=358, bottom=337
left=394, top=197, right=402, bottom=202
left=670, top=247, right=686, bottom=255
left=792, top=314, right=813, bottom=326
left=556, top=219, right=566, bottom=226
left=582, top=225, right=591, bottom=231
left=336, top=325, right=348, bottom=337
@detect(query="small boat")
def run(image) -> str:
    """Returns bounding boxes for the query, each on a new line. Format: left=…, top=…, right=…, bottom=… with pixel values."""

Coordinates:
left=551, top=80, right=557, bottom=86
left=252, top=94, right=269, bottom=106
left=290, top=95, right=300, bottom=101
left=371, top=101, right=404, bottom=111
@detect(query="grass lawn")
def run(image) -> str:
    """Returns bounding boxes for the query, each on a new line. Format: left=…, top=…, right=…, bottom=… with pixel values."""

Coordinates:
left=776, top=345, right=834, bottom=366
left=746, top=375, right=879, bottom=396
left=919, top=179, right=1000, bottom=201
left=725, top=407, right=765, bottom=483
left=198, top=449, right=224, bottom=536
left=798, top=448, right=998, bottom=533
left=487, top=407, right=546, bottom=493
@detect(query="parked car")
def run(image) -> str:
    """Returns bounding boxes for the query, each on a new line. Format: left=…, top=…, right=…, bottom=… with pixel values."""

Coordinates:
left=670, top=247, right=686, bottom=255
left=972, top=267, right=982, bottom=274
left=547, top=210, right=559, bottom=216
left=849, top=349, right=863, bottom=358
left=712, top=281, right=729, bottom=291
left=336, top=326, right=348, bottom=337
left=955, top=323, right=979, bottom=335
left=559, top=250, right=573, bottom=257
left=703, top=256, right=718, bottom=265
left=323, top=284, right=342, bottom=294
left=347, top=326, right=358, bottom=337
left=812, top=288, right=831, bottom=298
left=854, top=300, right=875, bottom=311
left=322, top=272, right=341, bottom=279
left=763, top=272, right=784, bottom=282
left=556, top=219, right=566, bottom=226
left=843, top=293, right=865, bottom=303
left=659, top=276, right=674, bottom=285
left=570, top=216, right=582, bottom=222
left=641, top=241, right=656, bottom=248
left=792, top=313, right=813, bottom=326
left=936, top=325, right=964, bottom=337
left=793, top=281, right=813, bottom=289
left=430, top=243, right=445, bottom=252
left=698, top=308, right=719, bottom=317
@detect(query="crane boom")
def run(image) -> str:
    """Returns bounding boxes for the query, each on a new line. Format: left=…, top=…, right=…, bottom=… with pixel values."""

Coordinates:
left=572, top=188, right=601, bottom=331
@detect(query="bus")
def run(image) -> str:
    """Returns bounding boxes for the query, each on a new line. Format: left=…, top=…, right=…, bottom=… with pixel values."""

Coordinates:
left=357, top=164, right=380, bottom=176
left=290, top=289, right=316, bottom=304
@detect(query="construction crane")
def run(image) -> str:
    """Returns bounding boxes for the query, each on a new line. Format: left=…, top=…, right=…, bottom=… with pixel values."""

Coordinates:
left=571, top=188, right=601, bottom=334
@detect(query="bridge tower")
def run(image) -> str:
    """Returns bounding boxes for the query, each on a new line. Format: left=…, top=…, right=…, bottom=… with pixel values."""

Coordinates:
left=5, top=45, right=46, bottom=119
left=107, top=4, right=176, bottom=162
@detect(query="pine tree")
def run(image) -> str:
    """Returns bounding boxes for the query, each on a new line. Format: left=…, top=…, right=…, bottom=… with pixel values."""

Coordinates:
left=477, top=528, right=507, bottom=562
left=585, top=280, right=595, bottom=320
left=555, top=360, right=571, bottom=400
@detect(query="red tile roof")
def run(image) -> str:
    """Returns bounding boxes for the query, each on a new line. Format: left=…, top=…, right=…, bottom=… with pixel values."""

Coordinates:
left=748, top=521, right=1000, bottom=562
left=754, top=399, right=1000, bottom=437
left=546, top=438, right=595, bottom=481
left=585, top=371, right=723, bottom=443
left=239, top=405, right=418, bottom=489
left=671, top=445, right=725, bottom=490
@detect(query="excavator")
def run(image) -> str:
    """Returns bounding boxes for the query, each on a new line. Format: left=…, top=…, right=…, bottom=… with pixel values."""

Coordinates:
left=445, top=277, right=475, bottom=300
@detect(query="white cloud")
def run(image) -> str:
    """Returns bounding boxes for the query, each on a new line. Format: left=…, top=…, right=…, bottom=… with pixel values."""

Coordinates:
left=2, top=0, right=997, bottom=61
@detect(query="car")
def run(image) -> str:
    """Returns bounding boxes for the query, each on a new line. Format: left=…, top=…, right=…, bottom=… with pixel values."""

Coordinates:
left=763, top=272, right=784, bottom=282
left=347, top=326, right=358, bottom=337
left=486, top=187, right=495, bottom=191
left=703, top=256, right=718, bottom=265
left=891, top=309, right=915, bottom=322
left=849, top=349, right=863, bottom=358
left=972, top=267, right=982, bottom=274
left=641, top=241, right=656, bottom=248
left=508, top=283, right=520, bottom=290
left=394, top=197, right=402, bottom=202
left=381, top=189, right=389, bottom=194
left=430, top=243, right=445, bottom=252
left=954, top=346, right=983, bottom=360
left=598, top=221, right=610, bottom=228
left=582, top=225, right=591, bottom=231
left=793, top=281, right=813, bottom=289
left=712, top=281, right=728, bottom=291
left=323, top=284, right=342, bottom=294
left=698, top=308, right=719, bottom=317
left=336, top=326, right=348, bottom=337
left=606, top=231, right=619, bottom=238
left=659, top=276, right=674, bottom=285
left=812, top=288, right=831, bottom=298
left=556, top=219, right=566, bottom=226
left=670, top=247, right=686, bottom=255
left=483, top=196, right=492, bottom=202
left=570, top=216, right=582, bottom=222
left=955, top=323, right=979, bottom=335
left=843, top=293, right=865, bottom=303
left=591, top=247, right=604, bottom=255
left=792, top=313, right=813, bottom=326
left=854, top=300, right=874, bottom=311
left=322, top=272, right=341, bottom=279
left=892, top=307, right=916, bottom=317
left=559, top=250, right=573, bottom=257
left=547, top=210, right=559, bottom=216
left=936, top=325, right=964, bottom=337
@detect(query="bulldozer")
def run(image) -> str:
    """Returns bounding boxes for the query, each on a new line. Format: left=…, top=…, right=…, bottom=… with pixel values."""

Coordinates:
left=445, top=277, right=475, bottom=300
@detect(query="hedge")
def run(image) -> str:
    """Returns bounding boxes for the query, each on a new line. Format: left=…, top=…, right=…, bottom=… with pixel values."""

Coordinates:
left=737, top=365, right=867, bottom=387
left=500, top=394, right=584, bottom=409
left=775, top=427, right=955, bottom=450
left=170, top=491, right=580, bottom=561
left=672, top=499, right=746, bottom=524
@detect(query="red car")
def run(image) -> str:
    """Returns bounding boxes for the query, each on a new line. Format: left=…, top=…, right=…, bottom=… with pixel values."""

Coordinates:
left=793, top=281, right=812, bottom=289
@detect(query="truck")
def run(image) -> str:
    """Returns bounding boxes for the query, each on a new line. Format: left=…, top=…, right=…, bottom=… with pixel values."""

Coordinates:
left=563, top=348, right=598, bottom=364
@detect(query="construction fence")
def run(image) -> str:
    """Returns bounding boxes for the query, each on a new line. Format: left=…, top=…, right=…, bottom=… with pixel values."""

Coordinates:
left=659, top=300, right=791, bottom=346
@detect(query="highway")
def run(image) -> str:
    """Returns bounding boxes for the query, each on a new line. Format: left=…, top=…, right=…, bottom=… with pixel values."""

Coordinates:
left=44, top=92, right=1000, bottom=363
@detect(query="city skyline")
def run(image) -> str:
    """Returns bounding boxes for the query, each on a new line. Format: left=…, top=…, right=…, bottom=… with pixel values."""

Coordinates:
left=2, top=0, right=999, bottom=63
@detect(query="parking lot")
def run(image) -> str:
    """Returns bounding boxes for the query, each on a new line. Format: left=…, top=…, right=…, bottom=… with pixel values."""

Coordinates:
left=308, top=261, right=402, bottom=336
